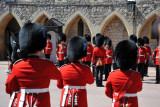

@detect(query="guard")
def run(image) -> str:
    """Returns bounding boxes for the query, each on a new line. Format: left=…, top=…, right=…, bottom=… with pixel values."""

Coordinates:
left=44, top=33, right=53, bottom=59
left=143, top=36, right=151, bottom=77
left=104, top=37, right=113, bottom=81
left=105, top=40, right=142, bottom=107
left=137, top=38, right=146, bottom=81
left=56, top=33, right=67, bottom=67
left=57, top=36, right=94, bottom=107
left=92, top=33, right=106, bottom=87
left=5, top=22, right=62, bottom=107
left=81, top=34, right=93, bottom=67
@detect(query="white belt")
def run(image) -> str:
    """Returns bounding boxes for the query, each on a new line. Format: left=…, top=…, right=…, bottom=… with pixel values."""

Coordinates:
left=64, top=85, right=86, bottom=89
left=87, top=53, right=91, bottom=54
left=139, top=55, right=144, bottom=56
left=61, top=86, right=86, bottom=107
left=156, top=57, right=159, bottom=58
left=46, top=48, right=51, bottom=49
left=8, top=91, right=19, bottom=107
left=115, top=93, right=137, bottom=97
left=112, top=93, right=137, bottom=103
left=107, top=55, right=112, bottom=58
left=58, top=52, right=64, bottom=54
left=19, top=88, right=49, bottom=107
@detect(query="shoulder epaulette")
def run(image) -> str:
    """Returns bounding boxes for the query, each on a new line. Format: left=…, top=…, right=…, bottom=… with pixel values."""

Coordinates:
left=13, top=59, right=23, bottom=65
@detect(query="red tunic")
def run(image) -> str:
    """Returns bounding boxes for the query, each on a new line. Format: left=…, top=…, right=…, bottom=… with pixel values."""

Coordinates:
left=44, top=42, right=53, bottom=54
left=57, top=63, right=94, bottom=107
left=137, top=47, right=146, bottom=64
left=143, top=46, right=151, bottom=60
left=56, top=44, right=67, bottom=61
left=5, top=58, right=62, bottom=107
left=105, top=70, right=142, bottom=107
left=104, top=47, right=113, bottom=64
left=92, top=47, right=106, bottom=66
left=152, top=48, right=160, bottom=65
left=82, top=44, right=93, bottom=62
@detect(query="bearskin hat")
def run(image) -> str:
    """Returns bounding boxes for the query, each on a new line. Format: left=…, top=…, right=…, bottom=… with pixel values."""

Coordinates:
left=143, top=36, right=149, bottom=44
left=67, top=36, right=87, bottom=62
left=129, top=35, right=137, bottom=43
left=19, top=21, right=47, bottom=58
left=92, top=36, right=96, bottom=45
left=137, top=38, right=144, bottom=46
left=95, top=33, right=104, bottom=47
left=58, top=33, right=66, bottom=43
left=84, top=34, right=91, bottom=42
left=104, top=37, right=112, bottom=46
left=46, top=33, right=51, bottom=40
left=115, top=40, right=137, bottom=71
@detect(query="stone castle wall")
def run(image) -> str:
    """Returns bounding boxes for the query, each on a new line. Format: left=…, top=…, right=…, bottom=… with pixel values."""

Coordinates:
left=0, top=0, right=160, bottom=60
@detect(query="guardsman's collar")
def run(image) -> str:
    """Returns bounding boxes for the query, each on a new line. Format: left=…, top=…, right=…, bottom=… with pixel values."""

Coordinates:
left=28, top=55, right=39, bottom=58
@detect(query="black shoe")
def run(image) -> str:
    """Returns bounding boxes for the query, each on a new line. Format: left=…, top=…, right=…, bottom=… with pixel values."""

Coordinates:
left=155, top=81, right=159, bottom=84
left=146, top=75, right=149, bottom=77
left=141, top=78, right=144, bottom=81
left=103, top=79, right=107, bottom=81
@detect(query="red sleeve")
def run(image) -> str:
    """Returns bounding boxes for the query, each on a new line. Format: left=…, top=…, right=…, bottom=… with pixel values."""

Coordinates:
left=105, top=74, right=113, bottom=98
left=149, top=47, right=152, bottom=55
left=152, top=50, right=155, bottom=60
left=57, top=79, right=63, bottom=89
left=50, top=63, right=62, bottom=80
left=144, top=48, right=147, bottom=61
left=86, top=67, right=94, bottom=84
left=5, top=71, right=19, bottom=94
left=136, top=73, right=142, bottom=92
left=92, top=49, right=96, bottom=64
left=91, top=46, right=93, bottom=56
left=65, top=45, right=67, bottom=56
left=57, top=68, right=63, bottom=89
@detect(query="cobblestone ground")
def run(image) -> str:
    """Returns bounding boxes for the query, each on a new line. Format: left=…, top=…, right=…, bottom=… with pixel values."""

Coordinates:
left=0, top=61, right=160, bottom=107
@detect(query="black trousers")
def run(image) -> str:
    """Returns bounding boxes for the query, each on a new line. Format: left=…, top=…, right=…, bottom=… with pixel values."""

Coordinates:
left=132, top=64, right=137, bottom=71
left=59, top=60, right=64, bottom=68
left=144, top=60, right=149, bottom=76
left=96, top=66, right=104, bottom=86
left=104, top=64, right=111, bottom=80
left=138, top=63, right=145, bottom=79
left=156, top=65, right=160, bottom=83
left=45, top=54, right=50, bottom=59
left=92, top=64, right=95, bottom=77
left=81, top=61, right=91, bottom=67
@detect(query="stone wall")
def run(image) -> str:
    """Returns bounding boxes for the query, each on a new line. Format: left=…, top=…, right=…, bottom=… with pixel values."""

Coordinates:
left=103, top=16, right=128, bottom=48
left=0, top=0, right=160, bottom=59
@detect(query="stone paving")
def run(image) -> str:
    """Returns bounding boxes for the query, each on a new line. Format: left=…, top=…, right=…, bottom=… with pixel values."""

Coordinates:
left=0, top=61, right=160, bottom=107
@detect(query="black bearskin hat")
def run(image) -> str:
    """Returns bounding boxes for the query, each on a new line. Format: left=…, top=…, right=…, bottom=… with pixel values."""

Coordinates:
left=19, top=21, right=47, bottom=58
left=67, top=36, right=87, bottom=62
left=46, top=33, right=51, bottom=40
left=92, top=36, right=96, bottom=45
left=95, top=33, right=104, bottom=47
left=137, top=38, right=144, bottom=46
left=58, top=33, right=66, bottom=43
left=84, top=34, right=91, bottom=42
left=115, top=40, right=137, bottom=71
left=104, top=37, right=112, bottom=46
left=143, top=36, right=149, bottom=44
left=129, top=35, right=137, bottom=43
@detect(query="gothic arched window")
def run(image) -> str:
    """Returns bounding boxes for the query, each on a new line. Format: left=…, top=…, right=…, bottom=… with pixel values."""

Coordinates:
left=78, top=19, right=84, bottom=36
